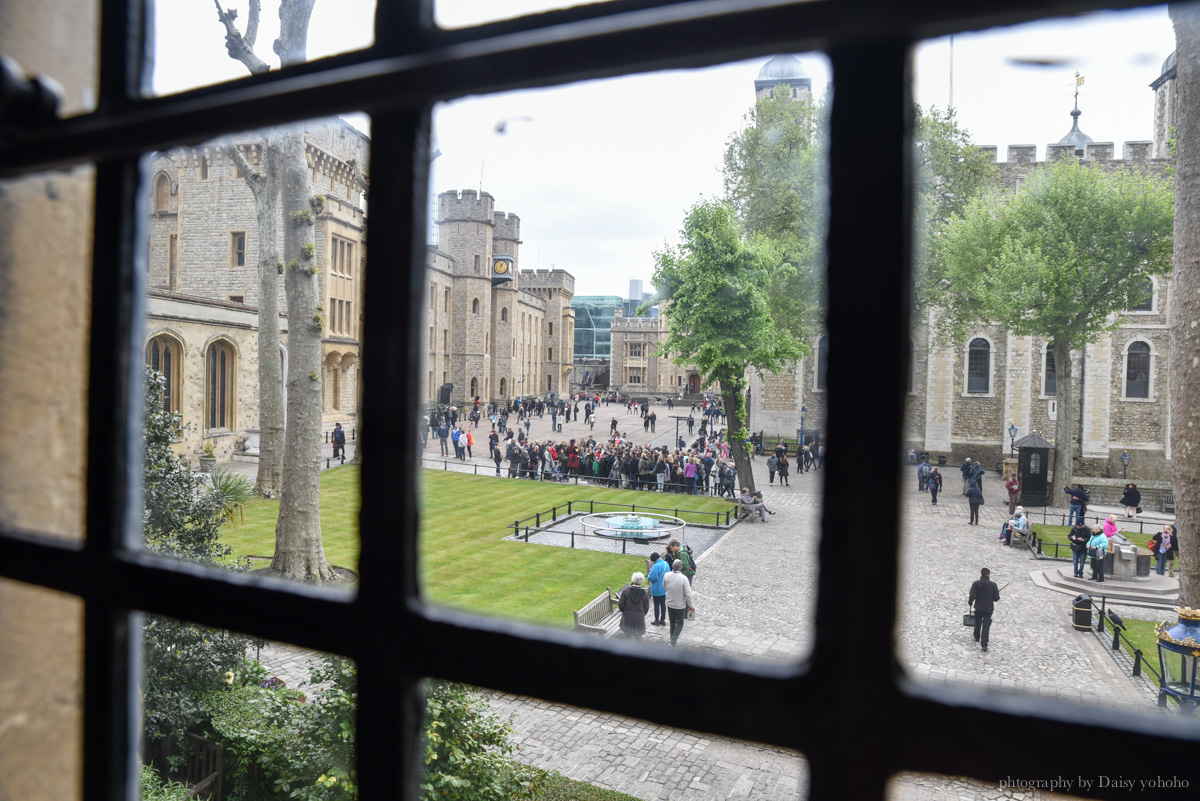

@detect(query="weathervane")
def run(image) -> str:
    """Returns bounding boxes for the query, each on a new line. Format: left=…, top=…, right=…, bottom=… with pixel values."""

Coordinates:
left=1072, top=71, right=1085, bottom=110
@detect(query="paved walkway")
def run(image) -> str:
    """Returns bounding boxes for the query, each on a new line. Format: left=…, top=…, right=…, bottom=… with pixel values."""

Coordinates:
left=248, top=403, right=1172, bottom=800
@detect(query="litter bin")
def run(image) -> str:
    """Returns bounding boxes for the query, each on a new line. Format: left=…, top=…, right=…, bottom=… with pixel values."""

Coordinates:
left=1072, top=594, right=1093, bottom=631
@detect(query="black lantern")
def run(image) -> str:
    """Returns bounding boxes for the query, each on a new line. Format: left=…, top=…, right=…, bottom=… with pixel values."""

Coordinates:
left=1122, top=450, right=1131, bottom=480
left=1008, top=423, right=1017, bottom=458
left=1156, top=607, right=1200, bottom=714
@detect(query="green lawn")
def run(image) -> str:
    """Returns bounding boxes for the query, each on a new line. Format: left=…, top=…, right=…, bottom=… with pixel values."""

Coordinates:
left=221, top=466, right=733, bottom=628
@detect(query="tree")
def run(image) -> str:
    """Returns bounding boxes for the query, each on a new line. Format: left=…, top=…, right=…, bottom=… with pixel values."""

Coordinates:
left=936, top=157, right=1174, bottom=490
left=1170, top=3, right=1199, bottom=609
left=722, top=85, right=825, bottom=340
left=214, top=0, right=334, bottom=581
left=651, top=199, right=805, bottom=492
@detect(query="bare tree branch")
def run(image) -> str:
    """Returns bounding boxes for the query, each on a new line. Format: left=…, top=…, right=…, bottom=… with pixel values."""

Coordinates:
left=245, top=0, right=261, bottom=49
left=213, top=0, right=270, bottom=74
left=218, top=140, right=266, bottom=194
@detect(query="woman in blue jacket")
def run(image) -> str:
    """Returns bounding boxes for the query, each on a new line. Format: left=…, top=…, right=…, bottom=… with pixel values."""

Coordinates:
left=646, top=553, right=669, bottom=626
left=1087, top=526, right=1109, bottom=582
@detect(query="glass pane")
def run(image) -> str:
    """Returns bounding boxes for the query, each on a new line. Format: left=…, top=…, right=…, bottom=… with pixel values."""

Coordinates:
left=904, top=6, right=1176, bottom=719
left=140, top=621, right=356, bottom=799
left=0, top=578, right=83, bottom=801
left=0, top=167, right=93, bottom=541
left=140, top=116, right=367, bottom=589
left=148, top=1, right=375, bottom=97
left=422, top=55, right=828, bottom=662
left=435, top=0, right=618, bottom=30
left=0, top=1, right=98, bottom=116
left=421, top=684, right=808, bottom=799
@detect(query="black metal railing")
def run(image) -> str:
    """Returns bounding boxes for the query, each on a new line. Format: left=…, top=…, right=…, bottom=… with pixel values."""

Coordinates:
left=1024, top=507, right=1160, bottom=536
left=507, top=499, right=733, bottom=543
left=420, top=456, right=749, bottom=497
left=1091, top=598, right=1175, bottom=698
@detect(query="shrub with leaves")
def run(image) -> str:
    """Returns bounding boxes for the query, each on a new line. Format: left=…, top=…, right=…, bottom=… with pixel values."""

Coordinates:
left=420, top=683, right=538, bottom=801
left=210, top=465, right=256, bottom=524
left=142, top=365, right=256, bottom=748
left=140, top=764, right=194, bottom=801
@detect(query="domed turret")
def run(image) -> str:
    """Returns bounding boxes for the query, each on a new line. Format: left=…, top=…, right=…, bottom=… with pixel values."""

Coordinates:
left=1059, top=73, right=1093, bottom=156
left=755, top=54, right=812, bottom=102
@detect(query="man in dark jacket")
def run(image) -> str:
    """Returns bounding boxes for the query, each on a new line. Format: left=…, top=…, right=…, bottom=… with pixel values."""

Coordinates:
left=968, top=568, right=1001, bottom=652
left=1064, top=485, right=1088, bottom=526
left=1068, top=520, right=1091, bottom=578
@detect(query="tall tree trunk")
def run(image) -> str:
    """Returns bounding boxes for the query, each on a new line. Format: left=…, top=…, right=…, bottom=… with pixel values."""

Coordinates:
left=1170, top=4, right=1200, bottom=608
left=720, top=379, right=755, bottom=494
left=271, top=125, right=333, bottom=581
left=1051, top=338, right=1075, bottom=493
left=255, top=138, right=285, bottom=498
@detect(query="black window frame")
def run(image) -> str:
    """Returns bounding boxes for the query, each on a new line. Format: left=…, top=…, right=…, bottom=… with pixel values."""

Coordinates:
left=967, top=337, right=990, bottom=394
left=1126, top=340, right=1152, bottom=399
left=1, top=1, right=1197, bottom=800
left=1044, top=341, right=1057, bottom=397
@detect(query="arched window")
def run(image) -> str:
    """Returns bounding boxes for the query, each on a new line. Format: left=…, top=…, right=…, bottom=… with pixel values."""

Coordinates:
left=470, top=378, right=478, bottom=397
left=967, top=338, right=990, bottom=394
left=472, top=298, right=480, bottom=314
left=501, top=307, right=508, bottom=323
left=145, top=334, right=183, bottom=414
left=205, top=340, right=236, bottom=431
left=1043, top=343, right=1056, bottom=396
left=153, top=173, right=171, bottom=211
left=499, top=377, right=506, bottom=396
left=1128, top=278, right=1154, bottom=312
left=1126, top=341, right=1151, bottom=399
left=815, top=336, right=829, bottom=390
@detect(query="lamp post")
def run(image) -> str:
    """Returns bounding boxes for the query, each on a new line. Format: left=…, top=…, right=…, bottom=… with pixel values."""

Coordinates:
left=1122, top=450, right=1131, bottom=480
left=1009, top=423, right=1017, bottom=458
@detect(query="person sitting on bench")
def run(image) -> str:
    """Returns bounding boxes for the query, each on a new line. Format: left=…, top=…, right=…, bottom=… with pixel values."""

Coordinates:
left=1001, top=506, right=1029, bottom=545
left=738, top=488, right=776, bottom=521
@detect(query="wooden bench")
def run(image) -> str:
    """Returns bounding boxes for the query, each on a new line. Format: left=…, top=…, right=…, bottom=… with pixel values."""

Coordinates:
left=573, top=587, right=621, bottom=637
left=733, top=498, right=761, bottom=523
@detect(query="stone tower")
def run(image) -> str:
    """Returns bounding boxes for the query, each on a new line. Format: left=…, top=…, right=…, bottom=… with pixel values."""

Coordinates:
left=437, top=190, right=497, bottom=401
left=1152, top=51, right=1176, bottom=159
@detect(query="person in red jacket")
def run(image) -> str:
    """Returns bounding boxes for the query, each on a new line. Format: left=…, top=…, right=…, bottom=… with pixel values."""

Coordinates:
left=1005, top=474, right=1020, bottom=515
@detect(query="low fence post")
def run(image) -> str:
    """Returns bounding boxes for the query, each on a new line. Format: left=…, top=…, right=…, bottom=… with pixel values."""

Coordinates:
left=1097, top=598, right=1107, bottom=634
left=622, top=538, right=627, bottom=554
left=1112, top=622, right=1122, bottom=651
left=552, top=506, right=557, bottom=521
left=590, top=500, right=594, bottom=513
left=536, top=512, right=541, bottom=528
left=571, top=531, right=575, bottom=548
left=1133, top=650, right=1144, bottom=678
left=524, top=526, right=530, bottom=542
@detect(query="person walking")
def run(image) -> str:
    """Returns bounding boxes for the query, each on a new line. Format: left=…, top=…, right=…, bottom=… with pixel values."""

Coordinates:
left=968, top=568, right=1001, bottom=653
left=464, top=429, right=474, bottom=459
left=663, top=560, right=694, bottom=647
left=960, top=458, right=973, bottom=495
left=1150, top=524, right=1178, bottom=576
left=618, top=573, right=650, bottom=640
left=332, top=422, right=346, bottom=459
left=767, top=453, right=779, bottom=486
left=970, top=460, right=986, bottom=501
left=928, top=468, right=942, bottom=505
left=1087, top=525, right=1109, bottom=582
left=1120, top=483, right=1142, bottom=520
left=778, top=453, right=791, bottom=487
left=917, top=458, right=931, bottom=492
left=438, top=419, right=450, bottom=457
left=646, top=552, right=668, bottom=626
left=965, top=480, right=982, bottom=525
left=1005, top=474, right=1020, bottom=515
left=1068, top=519, right=1091, bottom=578
left=491, top=441, right=503, bottom=476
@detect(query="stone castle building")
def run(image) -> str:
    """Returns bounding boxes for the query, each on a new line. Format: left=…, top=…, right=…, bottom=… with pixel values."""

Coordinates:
left=609, top=314, right=704, bottom=396
left=422, top=190, right=576, bottom=406
left=144, top=119, right=368, bottom=461
left=747, top=54, right=1180, bottom=494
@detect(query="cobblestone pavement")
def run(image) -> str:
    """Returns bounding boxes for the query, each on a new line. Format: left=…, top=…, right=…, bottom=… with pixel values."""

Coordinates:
left=253, top=404, right=1166, bottom=799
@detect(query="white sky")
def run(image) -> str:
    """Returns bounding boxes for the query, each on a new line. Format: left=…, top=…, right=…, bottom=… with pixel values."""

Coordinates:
left=153, top=2, right=1177, bottom=299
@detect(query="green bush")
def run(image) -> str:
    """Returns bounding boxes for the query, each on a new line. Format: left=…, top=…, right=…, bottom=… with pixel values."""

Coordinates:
left=420, top=683, right=538, bottom=801
left=140, top=764, right=193, bottom=801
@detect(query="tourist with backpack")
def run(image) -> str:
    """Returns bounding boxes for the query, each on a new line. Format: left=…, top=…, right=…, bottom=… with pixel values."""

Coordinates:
left=665, top=539, right=696, bottom=585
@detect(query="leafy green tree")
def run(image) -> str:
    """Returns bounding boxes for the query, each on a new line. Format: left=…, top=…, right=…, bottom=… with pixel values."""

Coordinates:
left=651, top=199, right=804, bottom=491
left=722, top=85, right=825, bottom=339
left=141, top=365, right=256, bottom=748
left=420, top=682, right=538, bottom=801
left=936, top=157, right=1173, bottom=489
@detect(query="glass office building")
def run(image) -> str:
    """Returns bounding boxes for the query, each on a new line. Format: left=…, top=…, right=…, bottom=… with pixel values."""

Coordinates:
left=571, top=296, right=623, bottom=359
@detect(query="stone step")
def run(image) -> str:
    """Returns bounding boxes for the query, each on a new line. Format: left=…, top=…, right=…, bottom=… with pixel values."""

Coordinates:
left=1030, top=564, right=1180, bottom=609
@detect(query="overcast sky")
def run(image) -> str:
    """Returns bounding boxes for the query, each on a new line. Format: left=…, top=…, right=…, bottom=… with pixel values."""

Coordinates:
left=153, top=2, right=1177, bottom=299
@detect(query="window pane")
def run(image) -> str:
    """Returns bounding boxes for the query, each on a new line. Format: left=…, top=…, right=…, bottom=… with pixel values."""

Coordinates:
left=139, top=116, right=368, bottom=588
left=422, top=56, right=828, bottom=662
left=148, top=0, right=375, bottom=97
left=0, top=168, right=93, bottom=542
left=141, top=622, right=356, bottom=800
left=904, top=6, right=1175, bottom=720
left=0, top=578, right=83, bottom=801
left=421, top=684, right=809, bottom=799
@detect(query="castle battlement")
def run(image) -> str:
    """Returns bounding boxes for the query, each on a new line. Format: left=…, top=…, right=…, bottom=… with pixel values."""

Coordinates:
left=518, top=268, right=575, bottom=293
left=494, top=211, right=521, bottom=242
left=610, top=316, right=664, bottom=331
left=977, top=140, right=1161, bottom=165
left=438, top=189, right=495, bottom=223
